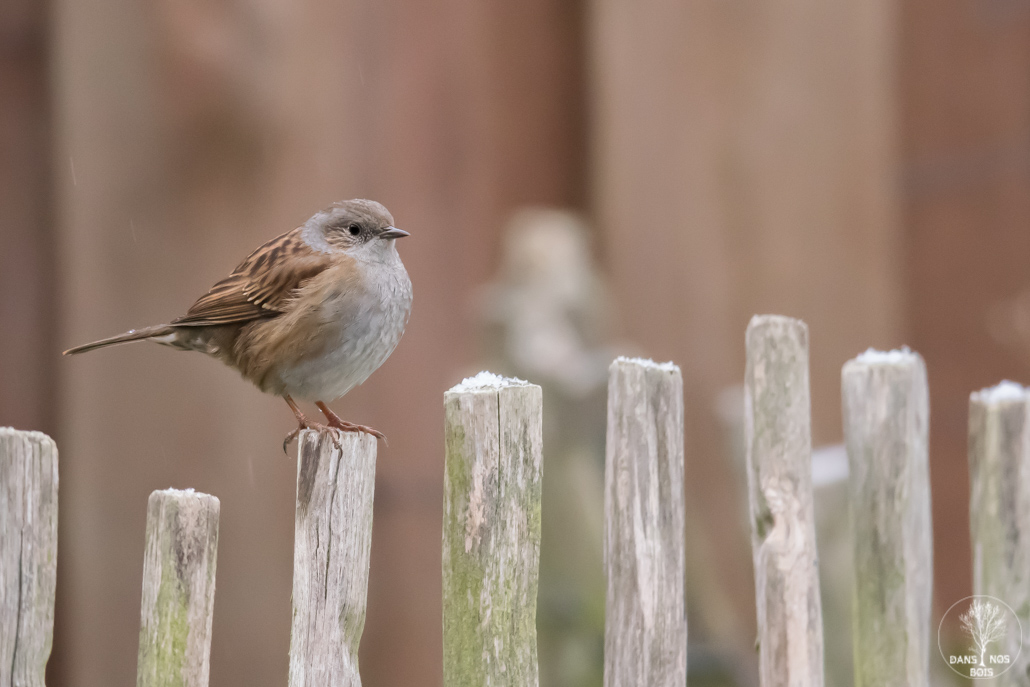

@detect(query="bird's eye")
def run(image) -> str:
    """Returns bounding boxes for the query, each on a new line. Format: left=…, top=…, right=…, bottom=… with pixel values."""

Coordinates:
left=348, top=224, right=361, bottom=236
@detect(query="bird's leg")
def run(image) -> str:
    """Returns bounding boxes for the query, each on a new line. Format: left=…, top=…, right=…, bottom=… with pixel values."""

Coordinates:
left=316, top=401, right=387, bottom=443
left=282, top=395, right=337, bottom=454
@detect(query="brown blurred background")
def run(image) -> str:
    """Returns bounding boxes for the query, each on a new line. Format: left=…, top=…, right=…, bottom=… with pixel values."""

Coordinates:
left=3, top=0, right=1030, bottom=684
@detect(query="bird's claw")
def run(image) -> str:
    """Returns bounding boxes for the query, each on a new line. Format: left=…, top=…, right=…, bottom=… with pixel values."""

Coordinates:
left=281, top=422, right=343, bottom=455
left=282, top=429, right=300, bottom=455
left=315, top=401, right=388, bottom=445
left=326, top=418, right=388, bottom=445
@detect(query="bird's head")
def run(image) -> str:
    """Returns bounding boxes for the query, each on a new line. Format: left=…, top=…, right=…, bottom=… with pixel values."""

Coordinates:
left=302, top=199, right=409, bottom=259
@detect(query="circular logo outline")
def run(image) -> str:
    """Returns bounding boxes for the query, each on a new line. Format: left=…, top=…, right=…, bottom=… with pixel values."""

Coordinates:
left=938, top=594, right=1023, bottom=679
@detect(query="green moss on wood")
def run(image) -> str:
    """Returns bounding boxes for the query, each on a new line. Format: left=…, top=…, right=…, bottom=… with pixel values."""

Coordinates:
left=138, top=517, right=191, bottom=687
left=443, top=386, right=542, bottom=686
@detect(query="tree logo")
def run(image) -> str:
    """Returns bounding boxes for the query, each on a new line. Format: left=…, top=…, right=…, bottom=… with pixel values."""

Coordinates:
left=939, top=595, right=1022, bottom=679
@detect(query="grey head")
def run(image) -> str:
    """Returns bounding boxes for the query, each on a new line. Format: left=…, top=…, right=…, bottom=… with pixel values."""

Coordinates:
left=301, top=199, right=409, bottom=258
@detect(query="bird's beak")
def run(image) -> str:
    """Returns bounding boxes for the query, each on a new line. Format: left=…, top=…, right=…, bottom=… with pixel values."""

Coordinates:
left=380, top=227, right=409, bottom=240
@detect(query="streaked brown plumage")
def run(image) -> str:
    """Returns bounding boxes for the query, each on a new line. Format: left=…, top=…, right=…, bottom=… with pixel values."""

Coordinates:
left=65, top=199, right=413, bottom=448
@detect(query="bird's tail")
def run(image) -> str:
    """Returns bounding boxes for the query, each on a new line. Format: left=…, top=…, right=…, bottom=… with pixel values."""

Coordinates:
left=63, top=325, right=177, bottom=355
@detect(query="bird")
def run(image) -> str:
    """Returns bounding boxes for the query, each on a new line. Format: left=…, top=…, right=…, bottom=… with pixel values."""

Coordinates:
left=64, top=199, right=413, bottom=451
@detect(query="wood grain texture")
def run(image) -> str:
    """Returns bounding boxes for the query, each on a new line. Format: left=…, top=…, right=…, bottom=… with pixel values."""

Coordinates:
left=137, top=488, right=220, bottom=687
left=443, top=374, right=543, bottom=687
left=0, top=428, right=58, bottom=687
left=289, top=430, right=377, bottom=687
left=969, top=383, right=1030, bottom=686
left=842, top=350, right=932, bottom=687
left=744, top=316, right=824, bottom=687
left=603, top=358, right=686, bottom=687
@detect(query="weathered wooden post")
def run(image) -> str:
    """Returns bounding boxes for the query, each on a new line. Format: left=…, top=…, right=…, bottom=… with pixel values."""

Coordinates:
left=603, top=357, right=687, bottom=687
left=842, top=349, right=932, bottom=686
left=0, top=428, right=58, bottom=687
left=137, top=488, right=220, bottom=687
left=744, top=315, right=824, bottom=687
left=443, top=372, right=543, bottom=687
left=290, top=430, right=377, bottom=687
left=969, top=381, right=1030, bottom=684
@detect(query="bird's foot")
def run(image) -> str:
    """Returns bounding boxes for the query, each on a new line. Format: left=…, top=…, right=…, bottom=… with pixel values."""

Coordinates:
left=283, top=395, right=346, bottom=454
left=316, top=401, right=388, bottom=444
left=282, top=419, right=342, bottom=455
left=326, top=417, right=387, bottom=443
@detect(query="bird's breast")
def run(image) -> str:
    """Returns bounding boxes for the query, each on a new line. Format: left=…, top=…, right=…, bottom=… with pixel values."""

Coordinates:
left=275, top=257, right=412, bottom=401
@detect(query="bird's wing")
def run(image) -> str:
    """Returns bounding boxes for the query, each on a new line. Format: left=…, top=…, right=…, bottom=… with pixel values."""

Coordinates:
left=172, top=228, right=332, bottom=326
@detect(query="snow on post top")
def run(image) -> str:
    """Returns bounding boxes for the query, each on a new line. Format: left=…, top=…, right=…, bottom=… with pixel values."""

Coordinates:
left=612, top=356, right=679, bottom=372
left=448, top=371, right=530, bottom=394
left=972, top=380, right=1029, bottom=405
left=853, top=347, right=919, bottom=366
left=156, top=487, right=216, bottom=499
left=0, top=427, right=55, bottom=445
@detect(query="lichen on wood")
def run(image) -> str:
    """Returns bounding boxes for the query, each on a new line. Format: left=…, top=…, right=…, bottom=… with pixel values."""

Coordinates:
left=136, top=488, right=220, bottom=687
left=842, top=349, right=931, bottom=687
left=969, top=382, right=1030, bottom=685
left=744, top=316, right=824, bottom=687
left=443, top=374, right=543, bottom=687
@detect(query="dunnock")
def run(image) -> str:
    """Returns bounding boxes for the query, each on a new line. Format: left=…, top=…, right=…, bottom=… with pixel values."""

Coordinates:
left=65, top=199, right=412, bottom=449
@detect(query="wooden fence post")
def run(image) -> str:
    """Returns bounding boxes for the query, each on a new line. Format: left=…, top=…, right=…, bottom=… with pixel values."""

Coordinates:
left=443, top=372, right=543, bottom=687
left=603, top=357, right=687, bottom=687
left=841, top=349, right=932, bottom=686
left=290, top=430, right=377, bottom=687
left=0, top=428, right=58, bottom=687
left=969, top=381, right=1030, bottom=683
left=137, top=488, right=220, bottom=687
left=744, top=315, right=824, bottom=687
